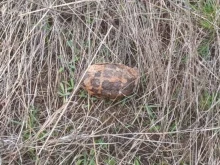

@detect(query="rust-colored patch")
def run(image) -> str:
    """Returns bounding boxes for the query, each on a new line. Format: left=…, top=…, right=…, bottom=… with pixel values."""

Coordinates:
left=90, top=88, right=99, bottom=94
left=81, top=63, right=139, bottom=99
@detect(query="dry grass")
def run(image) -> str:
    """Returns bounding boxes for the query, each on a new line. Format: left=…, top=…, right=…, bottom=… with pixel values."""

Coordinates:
left=0, top=0, right=220, bottom=164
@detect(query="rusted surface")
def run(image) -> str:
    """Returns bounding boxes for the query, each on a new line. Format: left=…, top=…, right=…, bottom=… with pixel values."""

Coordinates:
left=81, top=63, right=139, bottom=99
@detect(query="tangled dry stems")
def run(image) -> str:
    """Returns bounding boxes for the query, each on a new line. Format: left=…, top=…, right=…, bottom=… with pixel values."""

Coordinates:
left=0, top=0, right=220, bottom=164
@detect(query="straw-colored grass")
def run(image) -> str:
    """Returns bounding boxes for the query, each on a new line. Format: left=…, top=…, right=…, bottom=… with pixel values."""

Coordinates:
left=0, top=0, right=219, bottom=164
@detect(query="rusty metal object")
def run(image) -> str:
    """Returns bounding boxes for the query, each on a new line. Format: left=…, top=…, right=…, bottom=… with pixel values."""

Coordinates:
left=81, top=63, right=139, bottom=99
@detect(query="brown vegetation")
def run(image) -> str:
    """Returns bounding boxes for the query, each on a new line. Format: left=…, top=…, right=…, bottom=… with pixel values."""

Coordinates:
left=0, top=0, right=219, bottom=164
